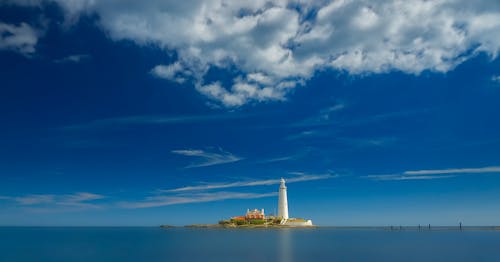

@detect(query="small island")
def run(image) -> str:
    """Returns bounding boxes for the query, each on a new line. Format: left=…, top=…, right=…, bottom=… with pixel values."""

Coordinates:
left=177, top=178, right=315, bottom=228
left=217, top=214, right=314, bottom=228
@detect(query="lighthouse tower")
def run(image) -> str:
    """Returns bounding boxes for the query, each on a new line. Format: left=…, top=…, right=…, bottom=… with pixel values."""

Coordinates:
left=278, top=178, right=289, bottom=223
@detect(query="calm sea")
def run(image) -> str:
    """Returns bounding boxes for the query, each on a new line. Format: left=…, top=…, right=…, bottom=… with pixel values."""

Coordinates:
left=1, top=227, right=499, bottom=261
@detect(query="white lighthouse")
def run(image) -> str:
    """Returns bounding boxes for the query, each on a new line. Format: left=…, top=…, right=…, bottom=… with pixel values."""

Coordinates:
left=278, top=178, right=289, bottom=223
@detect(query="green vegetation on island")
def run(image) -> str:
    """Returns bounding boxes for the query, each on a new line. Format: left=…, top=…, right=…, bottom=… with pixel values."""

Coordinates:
left=215, top=217, right=313, bottom=228
left=220, top=217, right=279, bottom=226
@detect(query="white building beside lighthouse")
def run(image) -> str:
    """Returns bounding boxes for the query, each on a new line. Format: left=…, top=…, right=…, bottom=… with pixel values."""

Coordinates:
left=277, top=178, right=313, bottom=226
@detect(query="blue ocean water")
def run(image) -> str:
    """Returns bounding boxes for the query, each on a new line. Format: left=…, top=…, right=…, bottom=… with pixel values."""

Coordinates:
left=1, top=227, right=499, bottom=261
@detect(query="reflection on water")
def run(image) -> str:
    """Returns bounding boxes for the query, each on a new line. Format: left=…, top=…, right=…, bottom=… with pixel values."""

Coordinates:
left=1, top=227, right=500, bottom=262
left=279, top=229, right=292, bottom=262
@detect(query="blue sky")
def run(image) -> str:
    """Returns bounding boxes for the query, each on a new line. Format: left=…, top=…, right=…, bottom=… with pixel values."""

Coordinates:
left=1, top=1, right=500, bottom=226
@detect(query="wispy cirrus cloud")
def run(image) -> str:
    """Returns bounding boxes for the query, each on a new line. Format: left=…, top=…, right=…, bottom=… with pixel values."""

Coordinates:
left=172, top=148, right=242, bottom=168
left=403, top=166, right=500, bottom=175
left=13, top=194, right=55, bottom=205
left=162, top=179, right=278, bottom=193
left=120, top=191, right=277, bottom=209
left=285, top=130, right=318, bottom=141
left=286, top=108, right=429, bottom=145
left=366, top=166, right=500, bottom=181
left=333, top=137, right=399, bottom=148
left=291, top=103, right=346, bottom=128
left=1, top=173, right=336, bottom=210
left=162, top=172, right=335, bottom=193
left=0, top=192, right=106, bottom=209
left=259, top=148, right=314, bottom=163
left=122, top=172, right=334, bottom=208
left=365, top=174, right=457, bottom=181
left=292, top=107, right=429, bottom=130
left=345, top=109, right=431, bottom=127
left=260, top=155, right=297, bottom=163
left=62, top=113, right=248, bottom=130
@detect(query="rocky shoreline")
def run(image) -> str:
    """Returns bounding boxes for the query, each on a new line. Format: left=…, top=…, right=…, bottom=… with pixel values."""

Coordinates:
left=160, top=224, right=317, bottom=229
left=160, top=225, right=500, bottom=230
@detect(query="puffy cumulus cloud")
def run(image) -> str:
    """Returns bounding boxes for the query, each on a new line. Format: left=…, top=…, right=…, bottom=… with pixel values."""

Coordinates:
left=0, top=22, right=39, bottom=54
left=5, top=0, right=500, bottom=106
left=298, top=0, right=500, bottom=74
left=196, top=80, right=289, bottom=107
left=151, top=62, right=193, bottom=84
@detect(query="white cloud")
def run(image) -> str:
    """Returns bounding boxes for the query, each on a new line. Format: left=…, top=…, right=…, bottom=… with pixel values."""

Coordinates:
left=261, top=155, right=297, bottom=163
left=0, top=192, right=106, bottom=209
left=171, top=147, right=242, bottom=168
left=196, top=80, right=287, bottom=107
left=404, top=166, right=500, bottom=175
left=61, top=113, right=248, bottom=130
left=120, top=191, right=277, bottom=208
left=366, top=174, right=456, bottom=181
left=63, top=192, right=104, bottom=202
left=0, top=22, right=39, bottom=54
left=123, top=172, right=334, bottom=208
left=366, top=166, right=500, bottom=181
left=162, top=172, right=334, bottom=193
left=292, top=107, right=429, bottom=129
left=285, top=130, right=318, bottom=140
left=151, top=62, right=192, bottom=84
left=5, top=0, right=500, bottom=106
left=14, top=194, right=55, bottom=205
left=54, top=54, right=91, bottom=63
left=336, top=137, right=399, bottom=147
left=492, top=75, right=500, bottom=83
left=320, top=103, right=346, bottom=119
left=292, top=102, right=346, bottom=127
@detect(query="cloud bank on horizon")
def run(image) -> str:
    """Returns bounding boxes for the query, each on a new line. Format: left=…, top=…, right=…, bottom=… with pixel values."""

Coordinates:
left=3, top=0, right=500, bottom=106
